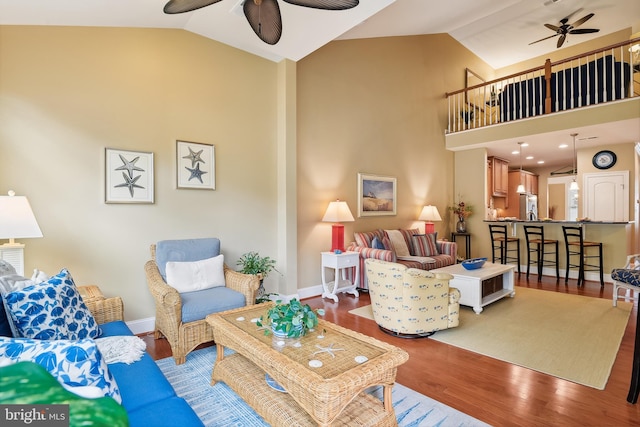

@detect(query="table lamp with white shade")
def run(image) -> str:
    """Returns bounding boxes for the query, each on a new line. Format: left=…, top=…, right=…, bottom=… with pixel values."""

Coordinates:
left=418, top=205, right=442, bottom=234
left=0, top=191, right=43, bottom=276
left=322, top=200, right=354, bottom=253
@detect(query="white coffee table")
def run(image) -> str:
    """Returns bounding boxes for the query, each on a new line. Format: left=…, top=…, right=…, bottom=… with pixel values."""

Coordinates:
left=432, top=262, right=515, bottom=314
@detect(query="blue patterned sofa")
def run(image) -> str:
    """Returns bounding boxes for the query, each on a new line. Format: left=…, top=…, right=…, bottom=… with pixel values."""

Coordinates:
left=0, top=265, right=203, bottom=427
left=346, top=228, right=457, bottom=290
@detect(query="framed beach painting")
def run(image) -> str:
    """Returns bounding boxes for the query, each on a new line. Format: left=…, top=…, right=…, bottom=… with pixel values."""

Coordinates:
left=105, top=148, right=154, bottom=204
left=176, top=140, right=215, bottom=190
left=357, top=173, right=397, bottom=217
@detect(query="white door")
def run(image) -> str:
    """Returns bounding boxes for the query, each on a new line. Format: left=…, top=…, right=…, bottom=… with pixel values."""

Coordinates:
left=583, top=171, right=629, bottom=221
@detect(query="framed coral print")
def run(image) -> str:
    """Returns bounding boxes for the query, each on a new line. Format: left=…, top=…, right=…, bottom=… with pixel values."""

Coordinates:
left=105, top=148, right=154, bottom=204
left=176, top=140, right=215, bottom=190
left=357, top=173, right=397, bottom=217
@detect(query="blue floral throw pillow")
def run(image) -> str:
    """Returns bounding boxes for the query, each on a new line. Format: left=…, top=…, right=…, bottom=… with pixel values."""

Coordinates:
left=0, top=337, right=121, bottom=403
left=4, top=269, right=100, bottom=340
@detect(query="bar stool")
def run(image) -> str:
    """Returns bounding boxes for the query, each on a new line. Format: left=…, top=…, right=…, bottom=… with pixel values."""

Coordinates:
left=489, top=224, right=521, bottom=274
left=523, top=225, right=559, bottom=282
left=562, top=225, right=604, bottom=287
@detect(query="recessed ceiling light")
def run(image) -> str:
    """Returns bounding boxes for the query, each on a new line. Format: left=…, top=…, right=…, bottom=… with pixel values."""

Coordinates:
left=512, top=150, right=519, bottom=154
left=526, top=156, right=534, bottom=160
left=559, top=144, right=568, bottom=148
left=522, top=143, right=529, bottom=147
left=537, top=160, right=545, bottom=164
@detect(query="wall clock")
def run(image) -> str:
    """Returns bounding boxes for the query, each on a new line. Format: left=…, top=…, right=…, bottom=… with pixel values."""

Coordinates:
left=592, top=150, right=616, bottom=169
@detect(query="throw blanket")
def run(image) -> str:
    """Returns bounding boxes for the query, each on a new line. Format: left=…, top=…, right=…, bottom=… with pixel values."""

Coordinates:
left=96, top=336, right=146, bottom=365
left=385, top=230, right=410, bottom=257
left=397, top=256, right=436, bottom=264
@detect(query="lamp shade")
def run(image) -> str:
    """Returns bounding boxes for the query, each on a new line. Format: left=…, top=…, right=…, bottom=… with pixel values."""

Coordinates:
left=322, top=200, right=354, bottom=223
left=418, top=205, right=442, bottom=222
left=418, top=205, right=441, bottom=234
left=0, top=193, right=43, bottom=243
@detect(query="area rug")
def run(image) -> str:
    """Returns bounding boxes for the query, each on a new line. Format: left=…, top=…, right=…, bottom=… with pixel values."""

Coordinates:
left=156, top=347, right=490, bottom=426
left=349, top=287, right=633, bottom=390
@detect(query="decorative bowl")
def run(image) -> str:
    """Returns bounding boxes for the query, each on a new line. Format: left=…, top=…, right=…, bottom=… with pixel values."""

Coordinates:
left=461, top=257, right=487, bottom=270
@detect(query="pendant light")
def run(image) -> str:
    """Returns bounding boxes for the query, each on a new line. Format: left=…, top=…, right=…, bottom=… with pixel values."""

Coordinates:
left=516, top=142, right=526, bottom=194
left=569, top=133, right=579, bottom=191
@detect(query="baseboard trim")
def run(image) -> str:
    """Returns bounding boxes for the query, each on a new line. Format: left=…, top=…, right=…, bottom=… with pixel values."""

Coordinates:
left=127, top=317, right=155, bottom=336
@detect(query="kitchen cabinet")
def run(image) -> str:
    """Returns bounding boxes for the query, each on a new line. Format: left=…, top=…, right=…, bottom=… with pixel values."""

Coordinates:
left=503, top=170, right=539, bottom=218
left=488, top=157, right=509, bottom=197
left=509, top=170, right=538, bottom=195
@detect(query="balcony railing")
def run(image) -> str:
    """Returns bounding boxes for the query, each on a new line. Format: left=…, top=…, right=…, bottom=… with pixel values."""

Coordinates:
left=445, top=37, right=640, bottom=133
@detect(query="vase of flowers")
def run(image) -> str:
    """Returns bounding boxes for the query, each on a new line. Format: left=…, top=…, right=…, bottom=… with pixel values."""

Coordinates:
left=449, top=199, right=473, bottom=233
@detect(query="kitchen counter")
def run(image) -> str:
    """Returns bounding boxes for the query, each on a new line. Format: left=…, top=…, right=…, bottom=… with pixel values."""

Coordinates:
left=484, top=219, right=632, bottom=225
left=483, top=220, right=634, bottom=283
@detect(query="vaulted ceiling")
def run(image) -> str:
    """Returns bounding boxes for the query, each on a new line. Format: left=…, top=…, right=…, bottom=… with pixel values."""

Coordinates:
left=0, top=0, right=637, bottom=68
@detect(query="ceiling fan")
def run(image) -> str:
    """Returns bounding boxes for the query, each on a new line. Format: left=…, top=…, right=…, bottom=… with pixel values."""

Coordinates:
left=163, top=0, right=359, bottom=45
left=529, top=11, right=600, bottom=48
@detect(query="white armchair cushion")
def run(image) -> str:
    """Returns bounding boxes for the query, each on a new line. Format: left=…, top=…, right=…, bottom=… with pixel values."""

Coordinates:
left=166, top=254, right=225, bottom=293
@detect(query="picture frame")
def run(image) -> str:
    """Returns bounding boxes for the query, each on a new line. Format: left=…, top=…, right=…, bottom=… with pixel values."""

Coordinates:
left=357, top=173, right=397, bottom=217
left=176, top=140, right=216, bottom=190
left=105, top=148, right=154, bottom=204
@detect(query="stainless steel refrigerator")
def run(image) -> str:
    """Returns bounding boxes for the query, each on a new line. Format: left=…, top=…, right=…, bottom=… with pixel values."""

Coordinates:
left=519, top=194, right=538, bottom=220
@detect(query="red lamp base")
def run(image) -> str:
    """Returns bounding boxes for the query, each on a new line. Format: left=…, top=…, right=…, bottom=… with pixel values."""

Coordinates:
left=424, top=222, right=435, bottom=234
left=331, top=224, right=346, bottom=252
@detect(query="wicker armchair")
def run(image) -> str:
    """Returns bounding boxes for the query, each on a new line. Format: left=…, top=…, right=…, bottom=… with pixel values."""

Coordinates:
left=145, top=241, right=259, bottom=364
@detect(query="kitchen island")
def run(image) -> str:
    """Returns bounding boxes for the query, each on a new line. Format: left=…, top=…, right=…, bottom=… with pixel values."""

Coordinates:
left=484, top=219, right=634, bottom=283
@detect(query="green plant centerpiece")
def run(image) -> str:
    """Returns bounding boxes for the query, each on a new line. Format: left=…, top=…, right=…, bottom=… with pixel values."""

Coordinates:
left=257, top=298, right=324, bottom=338
left=237, top=251, right=280, bottom=300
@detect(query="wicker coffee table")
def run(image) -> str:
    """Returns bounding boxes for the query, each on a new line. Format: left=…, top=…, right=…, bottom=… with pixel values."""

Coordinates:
left=207, top=304, right=409, bottom=426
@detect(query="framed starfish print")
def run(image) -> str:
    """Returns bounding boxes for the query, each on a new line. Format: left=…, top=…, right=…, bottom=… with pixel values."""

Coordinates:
left=105, top=148, right=154, bottom=204
left=176, top=140, right=215, bottom=190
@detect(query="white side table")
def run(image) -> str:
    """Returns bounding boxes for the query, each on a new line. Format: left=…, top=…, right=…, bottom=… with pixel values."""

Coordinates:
left=321, top=251, right=359, bottom=303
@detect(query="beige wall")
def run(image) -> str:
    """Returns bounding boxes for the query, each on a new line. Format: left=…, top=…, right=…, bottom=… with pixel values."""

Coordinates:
left=1, top=27, right=485, bottom=323
left=296, top=34, right=485, bottom=286
left=8, top=24, right=626, bottom=324
left=0, top=26, right=281, bottom=320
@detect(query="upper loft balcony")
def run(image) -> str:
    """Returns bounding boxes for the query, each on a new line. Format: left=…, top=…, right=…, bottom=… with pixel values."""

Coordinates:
left=445, top=38, right=640, bottom=150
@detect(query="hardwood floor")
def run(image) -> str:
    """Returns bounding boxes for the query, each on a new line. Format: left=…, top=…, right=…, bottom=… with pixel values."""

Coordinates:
left=142, top=275, right=640, bottom=427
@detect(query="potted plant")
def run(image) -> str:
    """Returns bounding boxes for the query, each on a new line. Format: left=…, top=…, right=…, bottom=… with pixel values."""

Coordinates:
left=237, top=251, right=280, bottom=300
left=256, top=298, right=323, bottom=338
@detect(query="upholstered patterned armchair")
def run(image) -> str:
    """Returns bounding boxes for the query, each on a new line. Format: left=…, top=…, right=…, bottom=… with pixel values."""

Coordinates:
left=364, top=258, right=460, bottom=338
left=145, top=238, right=259, bottom=364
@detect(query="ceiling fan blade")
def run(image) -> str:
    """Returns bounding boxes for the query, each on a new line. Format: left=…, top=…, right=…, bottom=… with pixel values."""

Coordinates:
left=244, top=0, right=282, bottom=45
left=163, top=0, right=222, bottom=14
left=282, top=0, right=359, bottom=10
left=544, top=23, right=560, bottom=32
left=560, top=8, right=583, bottom=25
left=557, top=34, right=566, bottom=48
left=529, top=34, right=558, bottom=45
left=569, top=28, right=600, bottom=35
left=570, top=13, right=594, bottom=28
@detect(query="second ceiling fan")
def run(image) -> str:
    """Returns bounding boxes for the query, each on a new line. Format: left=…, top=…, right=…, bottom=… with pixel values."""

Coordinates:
left=164, top=0, right=359, bottom=45
left=529, top=11, right=600, bottom=48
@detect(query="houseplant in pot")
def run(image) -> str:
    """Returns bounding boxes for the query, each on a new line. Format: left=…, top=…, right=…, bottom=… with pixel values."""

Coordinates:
left=237, top=251, right=280, bottom=300
left=256, top=298, right=323, bottom=338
